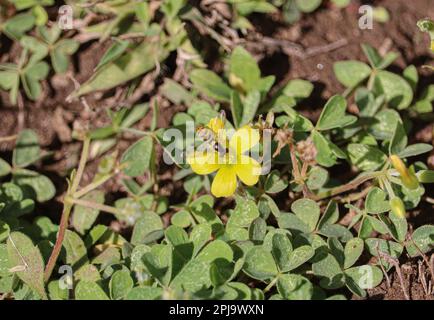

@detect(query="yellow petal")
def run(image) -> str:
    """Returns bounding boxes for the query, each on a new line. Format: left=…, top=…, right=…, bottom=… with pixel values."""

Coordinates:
left=229, top=126, right=260, bottom=155
left=211, top=166, right=237, bottom=197
left=187, top=151, right=220, bottom=175
left=235, top=155, right=261, bottom=186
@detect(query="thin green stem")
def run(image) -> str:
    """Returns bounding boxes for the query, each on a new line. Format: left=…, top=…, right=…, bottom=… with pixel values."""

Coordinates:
left=73, top=173, right=113, bottom=199
left=69, top=198, right=122, bottom=216
left=313, top=172, right=382, bottom=201
left=70, top=137, right=91, bottom=193
left=264, top=276, right=279, bottom=293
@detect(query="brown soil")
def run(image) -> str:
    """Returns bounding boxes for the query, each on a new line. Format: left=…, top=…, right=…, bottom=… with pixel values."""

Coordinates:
left=0, top=0, right=433, bottom=300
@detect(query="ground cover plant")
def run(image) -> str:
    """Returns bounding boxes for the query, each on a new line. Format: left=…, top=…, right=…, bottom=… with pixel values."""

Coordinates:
left=0, top=0, right=433, bottom=300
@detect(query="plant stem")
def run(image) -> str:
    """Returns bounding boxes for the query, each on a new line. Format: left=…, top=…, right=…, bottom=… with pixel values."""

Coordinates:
left=73, top=173, right=113, bottom=199
left=44, top=202, right=72, bottom=283
left=70, top=138, right=91, bottom=193
left=264, top=276, right=279, bottom=293
left=0, top=135, right=17, bottom=143
left=44, top=137, right=90, bottom=283
left=68, top=198, right=122, bottom=216
left=313, top=172, right=381, bottom=201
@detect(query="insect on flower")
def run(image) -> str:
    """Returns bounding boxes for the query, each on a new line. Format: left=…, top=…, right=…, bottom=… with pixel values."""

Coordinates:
left=188, top=115, right=262, bottom=198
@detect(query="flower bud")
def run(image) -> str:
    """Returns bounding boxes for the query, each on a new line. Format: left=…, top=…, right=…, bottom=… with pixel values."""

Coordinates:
left=390, top=155, right=419, bottom=190
left=389, top=197, right=406, bottom=218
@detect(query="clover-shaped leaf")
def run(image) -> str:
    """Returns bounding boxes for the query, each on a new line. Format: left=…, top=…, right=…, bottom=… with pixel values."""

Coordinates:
left=277, top=274, right=313, bottom=300
left=243, top=246, right=278, bottom=281
left=13, top=129, right=40, bottom=168
left=75, top=281, right=109, bottom=300
left=291, top=198, right=320, bottom=232
left=109, top=270, right=134, bottom=300
left=334, top=61, right=371, bottom=88
left=365, top=187, right=390, bottom=214
left=405, top=225, right=434, bottom=257
left=374, top=71, right=414, bottom=110
left=343, top=238, right=364, bottom=269
left=316, top=95, right=357, bottom=131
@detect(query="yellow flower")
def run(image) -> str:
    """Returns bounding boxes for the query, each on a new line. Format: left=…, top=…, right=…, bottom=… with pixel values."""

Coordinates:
left=390, top=155, right=419, bottom=190
left=188, top=119, right=261, bottom=198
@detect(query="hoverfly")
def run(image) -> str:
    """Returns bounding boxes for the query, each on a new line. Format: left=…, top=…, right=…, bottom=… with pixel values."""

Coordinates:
left=196, top=110, right=227, bottom=155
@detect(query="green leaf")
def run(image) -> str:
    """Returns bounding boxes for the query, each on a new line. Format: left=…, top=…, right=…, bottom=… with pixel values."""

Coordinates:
left=344, top=265, right=383, bottom=297
left=229, top=46, right=261, bottom=92
left=279, top=105, right=314, bottom=131
left=0, top=158, right=12, bottom=177
left=365, top=187, right=390, bottom=214
left=249, top=218, right=267, bottom=242
left=405, top=225, right=434, bottom=257
left=12, top=169, right=55, bottom=202
left=226, top=199, right=259, bottom=240
left=368, top=109, right=401, bottom=140
left=190, top=69, right=232, bottom=102
left=7, top=232, right=47, bottom=299
left=190, top=223, right=212, bottom=256
left=96, top=40, right=130, bottom=71
left=165, top=225, right=189, bottom=247
left=171, top=210, right=192, bottom=228
left=240, top=90, right=260, bottom=126
left=374, top=71, right=413, bottom=110
left=62, top=230, right=88, bottom=268
left=316, top=95, right=357, bottom=131
left=72, top=191, right=105, bottom=235
left=126, top=286, right=162, bottom=300
left=271, top=233, right=293, bottom=271
left=365, top=238, right=403, bottom=269
left=306, top=166, right=329, bottom=190
left=0, top=221, right=10, bottom=243
left=264, top=170, right=288, bottom=193
left=417, top=170, right=434, bottom=183
left=291, top=199, right=320, bottom=232
left=296, top=0, right=322, bottom=12
left=389, top=121, right=407, bottom=155
left=51, top=40, right=79, bottom=74
left=210, top=259, right=234, bottom=287
left=344, top=238, right=364, bottom=269
left=3, top=12, right=35, bottom=40
left=361, top=44, right=382, bottom=68
left=171, top=240, right=233, bottom=292
left=277, top=274, right=313, bottom=300
left=71, top=41, right=169, bottom=98
left=282, top=79, right=314, bottom=99
left=333, top=61, right=371, bottom=88
left=230, top=91, right=243, bottom=128
left=243, top=246, right=278, bottom=281
left=312, top=131, right=342, bottom=167
left=397, top=144, right=433, bottom=158
left=47, top=280, right=69, bottom=300
left=285, top=245, right=315, bottom=272
left=403, top=65, right=418, bottom=91
left=312, top=251, right=345, bottom=289
left=318, top=201, right=339, bottom=228
left=121, top=136, right=153, bottom=177
left=109, top=270, right=134, bottom=300
left=75, top=281, right=109, bottom=300
left=131, top=211, right=163, bottom=245
left=12, top=129, right=40, bottom=168
left=0, top=245, right=9, bottom=277
left=347, top=144, right=387, bottom=172
left=389, top=212, right=408, bottom=243
left=278, top=213, right=310, bottom=235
